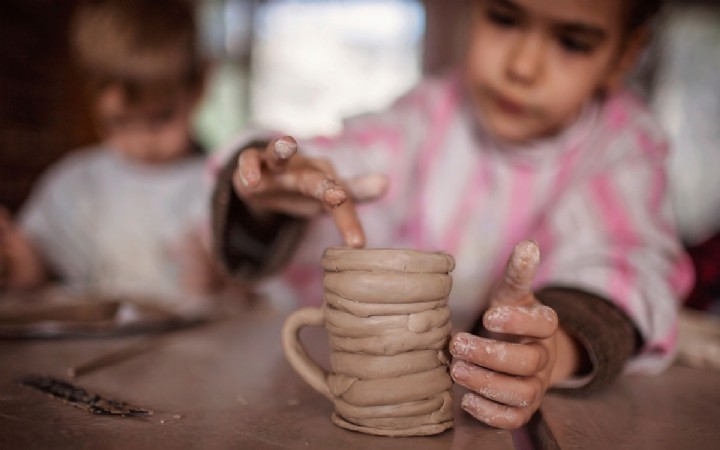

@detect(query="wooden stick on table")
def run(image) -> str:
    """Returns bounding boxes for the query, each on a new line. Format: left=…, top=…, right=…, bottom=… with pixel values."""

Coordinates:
left=67, top=339, right=160, bottom=378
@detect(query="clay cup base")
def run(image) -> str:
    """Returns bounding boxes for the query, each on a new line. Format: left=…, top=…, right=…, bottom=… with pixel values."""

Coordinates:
left=331, top=413, right=453, bottom=437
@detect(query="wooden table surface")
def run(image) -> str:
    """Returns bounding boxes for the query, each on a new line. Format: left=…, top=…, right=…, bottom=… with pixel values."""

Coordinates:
left=535, top=365, right=720, bottom=450
left=2, top=305, right=719, bottom=450
left=0, top=308, right=513, bottom=450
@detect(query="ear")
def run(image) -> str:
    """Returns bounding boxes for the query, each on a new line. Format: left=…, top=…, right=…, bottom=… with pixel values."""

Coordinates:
left=603, top=27, right=650, bottom=94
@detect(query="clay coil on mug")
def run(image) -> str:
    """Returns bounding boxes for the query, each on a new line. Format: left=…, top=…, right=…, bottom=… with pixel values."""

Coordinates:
left=325, top=305, right=450, bottom=337
left=325, top=292, right=448, bottom=317
left=343, top=410, right=452, bottom=431
left=328, top=366, right=452, bottom=406
left=331, top=414, right=453, bottom=437
left=329, top=321, right=452, bottom=356
left=334, top=391, right=451, bottom=419
left=341, top=395, right=453, bottom=429
left=324, top=272, right=452, bottom=303
left=330, top=349, right=448, bottom=380
left=322, top=248, right=455, bottom=273
left=283, top=247, right=458, bottom=437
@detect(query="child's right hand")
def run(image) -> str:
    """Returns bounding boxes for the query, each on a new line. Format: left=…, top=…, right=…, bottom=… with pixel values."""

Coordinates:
left=0, top=207, right=46, bottom=290
left=232, top=136, right=388, bottom=248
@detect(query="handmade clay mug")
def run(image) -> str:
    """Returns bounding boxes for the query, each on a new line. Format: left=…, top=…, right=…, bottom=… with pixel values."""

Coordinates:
left=282, top=247, right=456, bottom=436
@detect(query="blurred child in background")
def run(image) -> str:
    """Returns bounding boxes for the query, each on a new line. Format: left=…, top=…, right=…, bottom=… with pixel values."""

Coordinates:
left=212, top=0, right=693, bottom=428
left=0, top=0, right=229, bottom=315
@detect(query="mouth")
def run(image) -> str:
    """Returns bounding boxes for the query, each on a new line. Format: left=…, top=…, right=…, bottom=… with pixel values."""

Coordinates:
left=492, top=92, right=528, bottom=116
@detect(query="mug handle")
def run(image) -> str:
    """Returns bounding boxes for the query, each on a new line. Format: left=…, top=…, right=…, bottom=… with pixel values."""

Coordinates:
left=281, top=307, right=332, bottom=401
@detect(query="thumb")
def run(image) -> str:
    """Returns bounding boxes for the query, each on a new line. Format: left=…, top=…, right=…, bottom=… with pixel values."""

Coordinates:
left=493, top=240, right=540, bottom=306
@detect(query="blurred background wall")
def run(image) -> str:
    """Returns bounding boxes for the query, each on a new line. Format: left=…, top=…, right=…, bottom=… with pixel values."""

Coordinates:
left=1, top=0, right=718, bottom=248
left=0, top=0, right=96, bottom=214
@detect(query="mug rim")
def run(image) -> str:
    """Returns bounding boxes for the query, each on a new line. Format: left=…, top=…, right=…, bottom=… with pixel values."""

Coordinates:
left=321, top=247, right=455, bottom=273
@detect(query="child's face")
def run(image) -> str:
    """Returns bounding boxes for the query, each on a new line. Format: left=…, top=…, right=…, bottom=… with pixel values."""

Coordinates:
left=94, top=86, right=198, bottom=163
left=465, top=0, right=635, bottom=144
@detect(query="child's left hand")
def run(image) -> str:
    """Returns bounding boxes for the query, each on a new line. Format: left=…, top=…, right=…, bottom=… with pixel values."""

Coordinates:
left=449, top=240, right=574, bottom=429
left=0, top=206, right=46, bottom=290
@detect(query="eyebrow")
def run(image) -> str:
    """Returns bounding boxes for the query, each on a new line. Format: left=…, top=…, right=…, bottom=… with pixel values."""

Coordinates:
left=489, top=0, right=607, bottom=41
left=555, top=23, right=607, bottom=42
left=489, top=0, right=522, bottom=13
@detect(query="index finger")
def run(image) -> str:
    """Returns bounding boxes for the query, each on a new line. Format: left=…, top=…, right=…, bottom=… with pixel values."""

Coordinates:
left=493, top=240, right=540, bottom=305
left=328, top=196, right=365, bottom=248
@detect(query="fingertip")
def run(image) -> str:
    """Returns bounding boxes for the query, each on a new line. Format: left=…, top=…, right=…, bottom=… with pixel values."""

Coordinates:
left=329, top=192, right=365, bottom=248
left=450, top=360, right=470, bottom=382
left=324, top=185, right=348, bottom=207
left=512, top=240, right=540, bottom=268
left=236, top=169, right=259, bottom=189
left=450, top=332, right=473, bottom=357
left=313, top=179, right=347, bottom=207
left=483, top=305, right=511, bottom=330
left=495, top=241, right=540, bottom=305
left=237, top=150, right=261, bottom=188
left=461, top=392, right=482, bottom=412
left=345, top=231, right=365, bottom=248
left=274, top=136, right=298, bottom=160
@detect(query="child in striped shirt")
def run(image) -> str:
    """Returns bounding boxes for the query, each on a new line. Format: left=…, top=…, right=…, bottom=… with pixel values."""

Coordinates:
left=212, top=0, right=693, bottom=429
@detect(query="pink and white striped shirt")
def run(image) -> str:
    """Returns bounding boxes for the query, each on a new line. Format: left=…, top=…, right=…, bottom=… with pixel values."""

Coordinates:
left=220, top=75, right=693, bottom=373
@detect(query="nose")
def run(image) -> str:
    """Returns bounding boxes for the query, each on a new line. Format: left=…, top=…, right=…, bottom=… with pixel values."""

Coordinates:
left=505, top=32, right=544, bottom=86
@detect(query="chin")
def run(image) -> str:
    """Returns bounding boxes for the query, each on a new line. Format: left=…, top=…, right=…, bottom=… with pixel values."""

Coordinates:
left=149, top=149, right=191, bottom=163
left=484, top=118, right=538, bottom=145
left=473, top=104, right=535, bottom=145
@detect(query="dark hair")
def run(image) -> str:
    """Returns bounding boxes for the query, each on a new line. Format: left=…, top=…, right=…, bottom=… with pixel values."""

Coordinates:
left=625, top=0, right=664, bottom=32
left=71, top=0, right=202, bottom=106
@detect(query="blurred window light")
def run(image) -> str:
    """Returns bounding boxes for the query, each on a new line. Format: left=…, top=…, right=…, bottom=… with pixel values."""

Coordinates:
left=654, top=5, right=720, bottom=244
left=195, top=0, right=255, bottom=150
left=250, top=0, right=425, bottom=137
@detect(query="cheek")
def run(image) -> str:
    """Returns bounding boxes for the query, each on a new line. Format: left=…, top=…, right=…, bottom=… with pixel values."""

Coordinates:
left=465, top=29, right=505, bottom=84
left=159, top=120, right=192, bottom=152
left=543, top=55, right=612, bottom=119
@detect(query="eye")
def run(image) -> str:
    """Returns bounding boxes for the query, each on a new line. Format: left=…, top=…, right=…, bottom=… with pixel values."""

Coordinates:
left=486, top=8, right=519, bottom=28
left=558, top=35, right=594, bottom=54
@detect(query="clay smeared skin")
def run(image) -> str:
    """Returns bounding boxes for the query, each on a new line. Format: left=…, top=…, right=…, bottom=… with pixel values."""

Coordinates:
left=325, top=292, right=448, bottom=317
left=330, top=349, right=448, bottom=379
left=322, top=248, right=455, bottom=273
left=324, top=272, right=452, bottom=303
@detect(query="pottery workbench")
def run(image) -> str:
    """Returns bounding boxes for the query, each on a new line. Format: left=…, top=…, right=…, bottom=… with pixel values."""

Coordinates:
left=1, top=307, right=718, bottom=449
left=0, top=308, right=513, bottom=450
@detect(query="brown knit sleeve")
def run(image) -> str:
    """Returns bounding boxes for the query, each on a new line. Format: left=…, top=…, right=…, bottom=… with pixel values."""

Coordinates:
left=211, top=142, right=308, bottom=280
left=536, top=286, right=640, bottom=394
